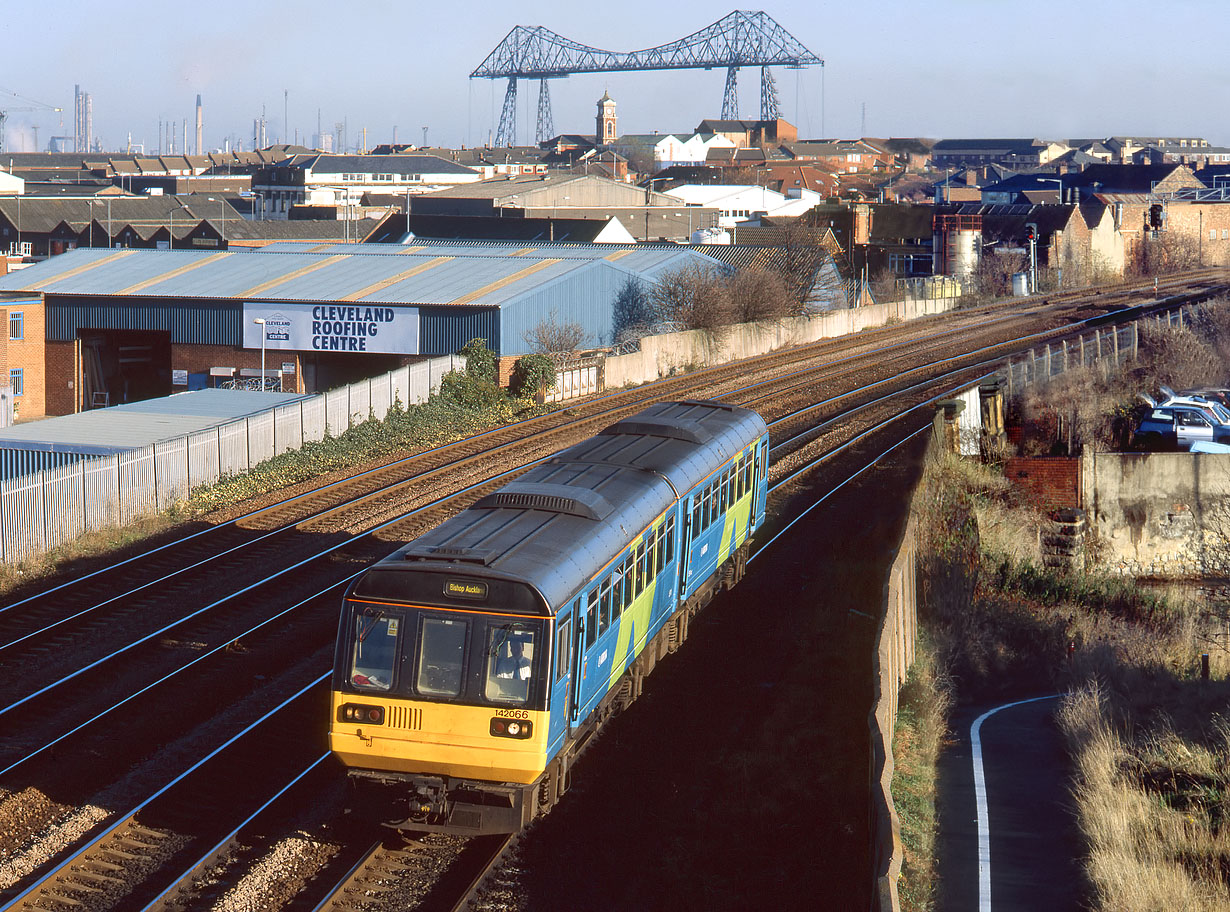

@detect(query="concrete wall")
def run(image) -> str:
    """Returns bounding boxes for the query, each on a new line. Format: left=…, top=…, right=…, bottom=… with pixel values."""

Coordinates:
left=605, top=294, right=959, bottom=389
left=1083, top=450, right=1230, bottom=577
left=871, top=517, right=919, bottom=912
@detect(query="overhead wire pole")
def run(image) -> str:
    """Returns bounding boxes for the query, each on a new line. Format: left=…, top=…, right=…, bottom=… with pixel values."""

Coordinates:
left=471, top=10, right=822, bottom=147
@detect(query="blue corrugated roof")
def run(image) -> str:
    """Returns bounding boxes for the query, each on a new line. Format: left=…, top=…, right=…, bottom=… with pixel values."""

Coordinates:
left=0, top=388, right=312, bottom=454
left=0, top=244, right=722, bottom=308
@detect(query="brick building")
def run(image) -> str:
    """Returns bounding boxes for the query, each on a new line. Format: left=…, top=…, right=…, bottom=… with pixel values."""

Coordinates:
left=1, top=295, right=45, bottom=419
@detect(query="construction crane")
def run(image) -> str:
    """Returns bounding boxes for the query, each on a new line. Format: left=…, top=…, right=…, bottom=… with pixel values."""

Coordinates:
left=0, top=87, right=64, bottom=154
left=472, top=10, right=822, bottom=146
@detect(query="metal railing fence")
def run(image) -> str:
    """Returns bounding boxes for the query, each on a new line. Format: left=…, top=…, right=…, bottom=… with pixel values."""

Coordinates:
left=0, top=354, right=462, bottom=565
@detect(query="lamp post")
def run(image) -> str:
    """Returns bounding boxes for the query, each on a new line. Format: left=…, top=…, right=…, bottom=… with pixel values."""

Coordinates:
left=253, top=318, right=267, bottom=390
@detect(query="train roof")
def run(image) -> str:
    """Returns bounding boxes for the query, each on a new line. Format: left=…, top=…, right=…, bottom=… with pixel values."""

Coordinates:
left=361, top=400, right=767, bottom=612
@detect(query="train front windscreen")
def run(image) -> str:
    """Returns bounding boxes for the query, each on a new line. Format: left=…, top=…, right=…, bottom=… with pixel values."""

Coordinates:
left=340, top=601, right=547, bottom=711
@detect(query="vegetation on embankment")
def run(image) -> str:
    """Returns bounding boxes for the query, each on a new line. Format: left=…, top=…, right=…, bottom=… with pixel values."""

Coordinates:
left=0, top=340, right=552, bottom=595
left=894, top=450, right=1230, bottom=911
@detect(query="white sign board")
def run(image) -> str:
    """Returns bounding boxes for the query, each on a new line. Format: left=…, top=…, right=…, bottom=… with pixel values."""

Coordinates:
left=172, top=370, right=188, bottom=386
left=243, top=303, right=420, bottom=355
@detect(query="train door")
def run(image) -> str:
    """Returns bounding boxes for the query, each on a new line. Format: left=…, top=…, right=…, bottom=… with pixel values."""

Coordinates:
left=549, top=607, right=575, bottom=749
left=678, top=497, right=694, bottom=598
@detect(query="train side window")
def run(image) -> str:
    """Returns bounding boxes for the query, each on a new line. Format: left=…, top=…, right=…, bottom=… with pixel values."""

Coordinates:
left=692, top=498, right=701, bottom=536
left=702, top=487, right=711, bottom=529
left=636, top=541, right=647, bottom=592
left=611, top=566, right=624, bottom=616
left=666, top=513, right=675, bottom=557
left=555, top=616, right=572, bottom=683
left=623, top=556, right=635, bottom=608
left=586, top=590, right=598, bottom=647
left=599, top=578, right=612, bottom=633
left=656, top=526, right=667, bottom=574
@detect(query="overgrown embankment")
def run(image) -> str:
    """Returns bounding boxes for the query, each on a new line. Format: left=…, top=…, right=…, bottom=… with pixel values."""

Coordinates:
left=894, top=451, right=1230, bottom=911
left=0, top=341, right=550, bottom=594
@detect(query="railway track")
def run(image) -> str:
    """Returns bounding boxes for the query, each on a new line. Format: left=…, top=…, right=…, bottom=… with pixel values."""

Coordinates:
left=0, top=271, right=1226, bottom=909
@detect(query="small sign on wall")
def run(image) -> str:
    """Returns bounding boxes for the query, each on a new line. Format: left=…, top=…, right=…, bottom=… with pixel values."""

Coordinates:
left=172, top=369, right=189, bottom=386
left=282, top=361, right=296, bottom=374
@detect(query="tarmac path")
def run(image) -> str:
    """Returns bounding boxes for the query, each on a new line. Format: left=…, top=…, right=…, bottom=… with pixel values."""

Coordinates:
left=935, top=694, right=1090, bottom=911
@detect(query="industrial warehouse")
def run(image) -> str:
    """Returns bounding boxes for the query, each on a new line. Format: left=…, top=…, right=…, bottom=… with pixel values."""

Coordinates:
left=0, top=241, right=721, bottom=417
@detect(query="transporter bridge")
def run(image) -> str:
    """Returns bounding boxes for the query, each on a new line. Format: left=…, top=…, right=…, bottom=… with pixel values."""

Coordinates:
left=471, top=9, right=823, bottom=146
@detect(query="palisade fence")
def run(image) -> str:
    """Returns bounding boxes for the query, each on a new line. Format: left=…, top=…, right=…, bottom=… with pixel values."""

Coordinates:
left=0, top=354, right=464, bottom=565
left=1002, top=303, right=1202, bottom=396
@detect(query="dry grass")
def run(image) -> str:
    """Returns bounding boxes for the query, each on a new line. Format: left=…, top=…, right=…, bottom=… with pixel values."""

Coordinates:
left=906, top=449, right=1230, bottom=910
left=0, top=512, right=185, bottom=599
left=891, top=633, right=950, bottom=912
left=1059, top=684, right=1230, bottom=911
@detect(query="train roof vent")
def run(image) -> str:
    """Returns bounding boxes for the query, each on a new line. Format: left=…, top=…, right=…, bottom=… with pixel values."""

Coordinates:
left=402, top=545, right=497, bottom=565
left=473, top=482, right=614, bottom=521
left=599, top=417, right=711, bottom=444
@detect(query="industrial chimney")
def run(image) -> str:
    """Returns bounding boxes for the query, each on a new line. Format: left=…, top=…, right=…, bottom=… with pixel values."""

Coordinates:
left=195, top=95, right=203, bottom=155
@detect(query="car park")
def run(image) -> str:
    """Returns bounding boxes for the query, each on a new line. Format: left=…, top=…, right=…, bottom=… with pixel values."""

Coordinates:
left=1134, top=404, right=1230, bottom=450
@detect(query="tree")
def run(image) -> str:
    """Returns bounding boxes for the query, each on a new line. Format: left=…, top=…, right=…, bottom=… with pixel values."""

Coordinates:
left=649, top=263, right=732, bottom=333
left=523, top=311, right=587, bottom=355
left=1133, top=230, right=1201, bottom=277
left=725, top=267, right=793, bottom=323
left=612, top=276, right=655, bottom=342
left=971, top=248, right=1026, bottom=299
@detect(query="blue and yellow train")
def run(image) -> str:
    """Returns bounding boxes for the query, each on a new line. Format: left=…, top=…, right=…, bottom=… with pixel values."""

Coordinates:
left=329, top=400, right=769, bottom=834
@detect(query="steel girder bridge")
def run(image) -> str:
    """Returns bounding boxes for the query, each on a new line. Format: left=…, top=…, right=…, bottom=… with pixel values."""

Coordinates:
left=471, top=10, right=822, bottom=147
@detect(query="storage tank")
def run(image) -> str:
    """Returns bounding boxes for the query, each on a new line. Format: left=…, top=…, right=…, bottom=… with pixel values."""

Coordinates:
left=931, top=214, right=983, bottom=282
left=690, top=227, right=731, bottom=245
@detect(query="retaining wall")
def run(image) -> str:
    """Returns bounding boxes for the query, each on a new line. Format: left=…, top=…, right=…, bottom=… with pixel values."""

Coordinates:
left=1083, top=450, right=1230, bottom=577
left=605, top=295, right=958, bottom=389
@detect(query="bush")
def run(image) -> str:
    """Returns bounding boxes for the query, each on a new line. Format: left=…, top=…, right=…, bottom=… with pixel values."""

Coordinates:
left=510, top=354, right=556, bottom=400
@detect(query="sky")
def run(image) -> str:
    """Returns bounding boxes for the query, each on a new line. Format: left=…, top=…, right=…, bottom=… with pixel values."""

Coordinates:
left=2, top=0, right=1228, bottom=155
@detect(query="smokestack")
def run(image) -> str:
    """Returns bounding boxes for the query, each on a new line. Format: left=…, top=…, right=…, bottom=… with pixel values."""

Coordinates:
left=195, top=95, right=203, bottom=156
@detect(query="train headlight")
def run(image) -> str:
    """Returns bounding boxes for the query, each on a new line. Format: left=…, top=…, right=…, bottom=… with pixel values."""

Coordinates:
left=490, top=717, right=533, bottom=739
left=339, top=703, right=385, bottom=725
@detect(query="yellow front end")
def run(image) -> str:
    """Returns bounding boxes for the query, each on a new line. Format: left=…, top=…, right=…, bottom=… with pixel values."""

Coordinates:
left=329, top=691, right=549, bottom=785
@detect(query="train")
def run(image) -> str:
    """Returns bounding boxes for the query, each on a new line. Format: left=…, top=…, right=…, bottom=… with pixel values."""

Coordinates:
left=328, top=399, right=770, bottom=835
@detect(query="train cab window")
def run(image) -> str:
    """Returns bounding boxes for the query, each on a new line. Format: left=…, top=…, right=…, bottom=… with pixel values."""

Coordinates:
left=415, top=617, right=467, bottom=697
left=555, top=617, right=572, bottom=683
left=350, top=610, right=400, bottom=691
left=485, top=625, right=535, bottom=705
left=586, top=590, right=599, bottom=647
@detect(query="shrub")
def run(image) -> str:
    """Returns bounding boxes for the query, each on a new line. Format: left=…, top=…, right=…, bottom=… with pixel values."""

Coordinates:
left=510, top=353, right=557, bottom=400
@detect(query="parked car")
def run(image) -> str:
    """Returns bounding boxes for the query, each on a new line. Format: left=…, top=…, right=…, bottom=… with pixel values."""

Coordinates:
left=1134, top=404, right=1230, bottom=450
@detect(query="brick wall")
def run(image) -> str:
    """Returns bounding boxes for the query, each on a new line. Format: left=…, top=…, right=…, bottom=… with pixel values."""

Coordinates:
left=170, top=343, right=303, bottom=393
left=8, top=298, right=47, bottom=419
left=1004, top=456, right=1081, bottom=514
left=45, top=340, right=76, bottom=415
left=0, top=307, right=8, bottom=390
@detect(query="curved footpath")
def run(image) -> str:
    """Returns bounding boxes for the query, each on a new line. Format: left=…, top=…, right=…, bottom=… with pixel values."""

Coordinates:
left=936, top=694, right=1090, bottom=910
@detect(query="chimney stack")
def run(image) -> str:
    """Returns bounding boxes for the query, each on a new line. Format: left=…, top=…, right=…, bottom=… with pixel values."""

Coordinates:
left=195, top=95, right=203, bottom=156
